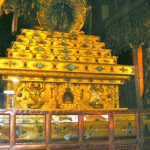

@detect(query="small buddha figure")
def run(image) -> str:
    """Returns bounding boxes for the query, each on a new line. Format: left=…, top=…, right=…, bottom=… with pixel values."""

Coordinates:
left=62, top=87, right=74, bottom=104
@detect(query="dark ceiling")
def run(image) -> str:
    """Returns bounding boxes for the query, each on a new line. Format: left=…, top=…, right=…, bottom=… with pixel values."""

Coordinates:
left=0, top=13, right=14, bottom=57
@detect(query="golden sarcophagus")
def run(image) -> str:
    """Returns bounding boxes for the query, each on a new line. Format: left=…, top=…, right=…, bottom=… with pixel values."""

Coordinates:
left=0, top=29, right=134, bottom=110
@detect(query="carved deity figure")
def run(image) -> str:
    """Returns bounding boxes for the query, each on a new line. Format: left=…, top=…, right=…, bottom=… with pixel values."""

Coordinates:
left=26, top=83, right=46, bottom=109
left=88, top=86, right=103, bottom=108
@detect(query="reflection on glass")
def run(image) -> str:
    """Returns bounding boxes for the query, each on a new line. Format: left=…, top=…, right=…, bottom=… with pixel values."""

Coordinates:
left=84, top=115, right=109, bottom=140
left=51, top=115, right=78, bottom=142
left=114, top=114, right=136, bottom=139
left=142, top=114, right=150, bottom=137
left=0, top=115, right=9, bottom=144
left=16, top=115, right=45, bottom=143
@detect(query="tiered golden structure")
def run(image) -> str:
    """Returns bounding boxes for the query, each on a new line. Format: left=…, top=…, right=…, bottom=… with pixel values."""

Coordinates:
left=1, top=1, right=148, bottom=149
left=1, top=28, right=134, bottom=110
left=0, top=0, right=134, bottom=110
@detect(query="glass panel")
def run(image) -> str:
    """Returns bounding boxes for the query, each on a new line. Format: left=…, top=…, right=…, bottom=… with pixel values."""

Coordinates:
left=0, top=115, right=9, bottom=144
left=114, top=114, right=136, bottom=139
left=16, top=115, right=45, bottom=143
left=142, top=114, right=150, bottom=137
left=84, top=115, right=109, bottom=140
left=51, top=115, right=78, bottom=142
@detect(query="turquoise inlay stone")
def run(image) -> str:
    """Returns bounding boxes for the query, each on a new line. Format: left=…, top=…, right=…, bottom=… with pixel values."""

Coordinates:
left=64, top=78, right=71, bottom=82
left=62, top=42, right=69, bottom=46
left=29, top=39, right=33, bottom=44
left=62, top=49, right=71, bottom=54
left=85, top=58, right=90, bottom=61
left=85, top=38, right=89, bottom=43
left=69, top=64, right=75, bottom=70
left=65, top=64, right=78, bottom=71
left=64, top=56, right=70, bottom=61
left=37, top=62, right=44, bottom=68
left=109, top=80, right=115, bottom=83
left=86, top=50, right=92, bottom=55
left=43, top=55, right=48, bottom=58
left=95, top=66, right=104, bottom=71
left=114, top=92, right=117, bottom=98
left=38, top=47, right=43, bottom=51
left=62, top=41, right=66, bottom=45
left=34, top=33, right=39, bottom=37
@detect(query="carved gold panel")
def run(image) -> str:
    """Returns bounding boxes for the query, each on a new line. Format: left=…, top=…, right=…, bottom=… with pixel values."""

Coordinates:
left=6, top=82, right=119, bottom=110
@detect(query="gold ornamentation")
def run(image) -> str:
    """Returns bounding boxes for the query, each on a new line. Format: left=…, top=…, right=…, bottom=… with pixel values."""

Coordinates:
left=25, top=83, right=46, bottom=109
left=0, top=58, right=135, bottom=75
left=8, top=83, right=119, bottom=110
left=37, top=0, right=87, bottom=32
left=2, top=28, right=135, bottom=110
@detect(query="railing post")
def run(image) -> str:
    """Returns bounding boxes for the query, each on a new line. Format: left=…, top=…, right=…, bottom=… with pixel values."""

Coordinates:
left=79, top=113, right=84, bottom=149
left=109, top=112, right=115, bottom=150
left=136, top=111, right=144, bottom=150
left=46, top=113, right=50, bottom=150
left=10, top=111, right=15, bottom=150
left=132, top=45, right=144, bottom=150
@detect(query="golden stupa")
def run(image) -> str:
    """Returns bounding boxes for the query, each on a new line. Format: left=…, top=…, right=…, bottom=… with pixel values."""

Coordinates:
left=0, top=0, right=134, bottom=110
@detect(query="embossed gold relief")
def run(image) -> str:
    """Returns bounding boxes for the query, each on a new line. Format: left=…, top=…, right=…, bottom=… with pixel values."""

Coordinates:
left=6, top=82, right=119, bottom=110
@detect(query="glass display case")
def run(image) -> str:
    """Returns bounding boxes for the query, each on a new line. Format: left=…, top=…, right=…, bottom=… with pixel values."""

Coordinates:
left=51, top=115, right=78, bottom=142
left=0, top=115, right=9, bottom=144
left=142, top=114, right=150, bottom=137
left=16, top=115, right=45, bottom=143
left=114, top=114, right=136, bottom=139
left=84, top=115, right=109, bottom=140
